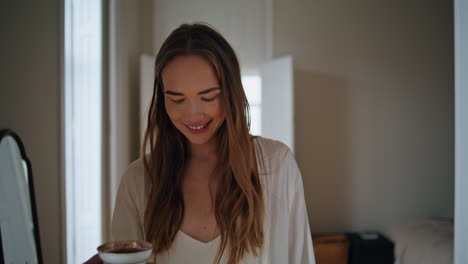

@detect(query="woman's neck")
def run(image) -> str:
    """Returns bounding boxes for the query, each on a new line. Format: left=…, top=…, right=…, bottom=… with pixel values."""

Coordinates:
left=188, top=137, right=218, bottom=161
left=186, top=138, right=219, bottom=183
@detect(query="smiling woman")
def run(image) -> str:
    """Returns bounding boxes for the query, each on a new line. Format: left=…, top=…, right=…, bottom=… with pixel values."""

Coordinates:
left=85, top=22, right=315, bottom=264
left=142, top=23, right=263, bottom=264
left=163, top=55, right=225, bottom=145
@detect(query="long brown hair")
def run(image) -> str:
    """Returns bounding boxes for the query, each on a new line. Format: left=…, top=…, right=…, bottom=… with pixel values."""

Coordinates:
left=141, top=23, right=264, bottom=264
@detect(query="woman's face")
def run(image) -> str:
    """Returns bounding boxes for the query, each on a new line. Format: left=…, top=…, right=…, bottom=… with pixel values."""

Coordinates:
left=162, top=55, right=225, bottom=146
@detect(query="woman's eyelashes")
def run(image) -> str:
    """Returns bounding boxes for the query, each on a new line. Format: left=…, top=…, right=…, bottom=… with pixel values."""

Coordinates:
left=170, top=98, right=185, bottom=103
left=169, top=95, right=217, bottom=104
left=202, top=96, right=217, bottom=102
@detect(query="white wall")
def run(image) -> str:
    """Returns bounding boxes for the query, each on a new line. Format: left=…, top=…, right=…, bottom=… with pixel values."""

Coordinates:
left=273, top=0, right=454, bottom=233
left=0, top=1, right=64, bottom=263
left=106, top=0, right=154, bottom=240
left=153, top=0, right=270, bottom=72
left=455, top=0, right=468, bottom=262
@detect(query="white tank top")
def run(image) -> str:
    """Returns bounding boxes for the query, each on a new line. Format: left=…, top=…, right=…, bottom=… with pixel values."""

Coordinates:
left=154, top=230, right=228, bottom=264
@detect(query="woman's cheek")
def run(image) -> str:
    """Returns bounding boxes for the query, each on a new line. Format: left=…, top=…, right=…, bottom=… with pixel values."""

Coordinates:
left=165, top=101, right=180, bottom=121
left=214, top=98, right=224, bottom=120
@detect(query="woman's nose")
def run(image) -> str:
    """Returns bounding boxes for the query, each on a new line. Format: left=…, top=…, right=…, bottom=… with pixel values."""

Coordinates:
left=186, top=100, right=203, bottom=118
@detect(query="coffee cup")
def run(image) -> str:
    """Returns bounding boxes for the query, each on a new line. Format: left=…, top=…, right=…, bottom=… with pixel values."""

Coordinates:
left=97, top=240, right=153, bottom=264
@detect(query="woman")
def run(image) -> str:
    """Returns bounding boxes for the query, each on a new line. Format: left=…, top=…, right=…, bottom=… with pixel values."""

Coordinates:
left=87, top=23, right=315, bottom=264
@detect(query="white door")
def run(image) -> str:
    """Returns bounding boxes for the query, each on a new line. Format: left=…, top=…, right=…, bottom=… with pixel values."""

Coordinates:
left=140, top=54, right=156, bottom=142
left=261, top=56, right=294, bottom=152
left=455, top=0, right=468, bottom=262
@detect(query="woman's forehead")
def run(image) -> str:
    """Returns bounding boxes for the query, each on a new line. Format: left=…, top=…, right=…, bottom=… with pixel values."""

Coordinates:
left=162, top=55, right=219, bottom=93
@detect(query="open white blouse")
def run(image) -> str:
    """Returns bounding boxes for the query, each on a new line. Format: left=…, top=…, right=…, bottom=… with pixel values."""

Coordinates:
left=111, top=137, right=316, bottom=264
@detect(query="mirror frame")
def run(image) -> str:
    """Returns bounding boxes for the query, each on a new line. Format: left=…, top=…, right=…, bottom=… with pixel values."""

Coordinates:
left=0, top=129, right=43, bottom=264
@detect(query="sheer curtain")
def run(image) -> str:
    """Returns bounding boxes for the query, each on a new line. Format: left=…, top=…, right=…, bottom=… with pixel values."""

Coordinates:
left=64, top=0, right=103, bottom=262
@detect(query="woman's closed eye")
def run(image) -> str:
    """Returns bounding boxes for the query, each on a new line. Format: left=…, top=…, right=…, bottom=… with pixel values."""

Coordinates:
left=170, top=98, right=185, bottom=103
left=168, top=96, right=217, bottom=103
left=202, top=96, right=217, bottom=102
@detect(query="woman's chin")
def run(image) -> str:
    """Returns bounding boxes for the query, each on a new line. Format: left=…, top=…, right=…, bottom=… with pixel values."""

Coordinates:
left=183, top=130, right=218, bottom=146
left=186, top=136, right=212, bottom=145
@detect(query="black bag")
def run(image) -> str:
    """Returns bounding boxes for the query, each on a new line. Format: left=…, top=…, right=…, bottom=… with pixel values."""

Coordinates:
left=346, top=232, right=394, bottom=264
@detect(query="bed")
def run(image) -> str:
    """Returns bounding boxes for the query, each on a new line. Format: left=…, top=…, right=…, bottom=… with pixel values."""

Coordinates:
left=387, top=219, right=454, bottom=264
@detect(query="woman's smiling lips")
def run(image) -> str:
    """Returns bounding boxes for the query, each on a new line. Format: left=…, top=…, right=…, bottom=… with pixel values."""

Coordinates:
left=185, top=120, right=212, bottom=134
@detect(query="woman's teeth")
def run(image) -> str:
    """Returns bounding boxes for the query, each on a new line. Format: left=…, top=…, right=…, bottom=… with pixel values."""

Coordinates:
left=188, top=123, right=207, bottom=130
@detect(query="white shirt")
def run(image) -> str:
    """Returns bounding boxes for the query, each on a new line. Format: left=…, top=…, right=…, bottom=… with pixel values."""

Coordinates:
left=111, top=137, right=316, bottom=264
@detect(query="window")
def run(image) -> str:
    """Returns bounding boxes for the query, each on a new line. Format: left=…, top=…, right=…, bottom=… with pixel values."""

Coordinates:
left=64, top=0, right=103, bottom=263
left=242, top=75, right=262, bottom=136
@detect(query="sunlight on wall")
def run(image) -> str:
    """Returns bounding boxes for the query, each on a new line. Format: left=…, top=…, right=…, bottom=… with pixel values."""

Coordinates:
left=242, top=75, right=262, bottom=136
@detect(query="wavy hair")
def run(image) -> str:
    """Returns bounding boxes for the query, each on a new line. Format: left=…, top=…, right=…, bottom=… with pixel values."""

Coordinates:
left=141, top=23, right=264, bottom=264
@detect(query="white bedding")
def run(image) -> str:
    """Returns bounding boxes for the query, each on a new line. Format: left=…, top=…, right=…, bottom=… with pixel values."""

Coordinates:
left=388, top=219, right=453, bottom=264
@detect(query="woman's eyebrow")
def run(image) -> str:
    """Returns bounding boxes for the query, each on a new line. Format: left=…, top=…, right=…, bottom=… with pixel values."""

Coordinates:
left=165, top=90, right=183, bottom=96
left=164, top=87, right=220, bottom=96
left=198, top=87, right=220, bottom=95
